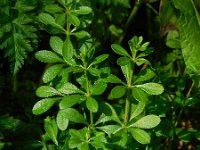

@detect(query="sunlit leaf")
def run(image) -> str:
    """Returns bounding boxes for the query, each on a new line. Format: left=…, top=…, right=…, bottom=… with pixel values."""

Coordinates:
left=33, top=97, right=60, bottom=115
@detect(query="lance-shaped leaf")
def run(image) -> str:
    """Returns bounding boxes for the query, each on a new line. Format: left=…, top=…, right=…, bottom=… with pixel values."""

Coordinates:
left=90, top=54, right=109, bottom=66
left=121, top=62, right=132, bottom=84
left=128, top=128, right=150, bottom=144
left=59, top=95, right=86, bottom=109
left=33, top=97, right=60, bottom=115
left=104, top=74, right=125, bottom=84
left=56, top=111, right=69, bottom=131
left=68, top=13, right=80, bottom=27
left=36, top=86, right=61, bottom=98
left=57, top=108, right=86, bottom=124
left=134, top=68, right=155, bottom=84
left=90, top=81, right=107, bottom=95
left=43, top=64, right=63, bottom=83
left=111, top=44, right=130, bottom=56
left=73, top=31, right=90, bottom=39
left=38, top=13, right=65, bottom=32
left=35, top=50, right=63, bottom=63
left=63, top=38, right=74, bottom=61
left=44, top=117, right=58, bottom=146
left=50, top=36, right=63, bottom=55
left=129, top=115, right=161, bottom=129
left=132, top=87, right=148, bottom=103
left=97, top=125, right=121, bottom=136
left=74, top=6, right=92, bottom=15
left=86, top=97, right=98, bottom=112
left=57, top=82, right=84, bottom=95
left=130, top=102, right=146, bottom=121
left=108, top=85, right=126, bottom=99
left=135, top=83, right=164, bottom=95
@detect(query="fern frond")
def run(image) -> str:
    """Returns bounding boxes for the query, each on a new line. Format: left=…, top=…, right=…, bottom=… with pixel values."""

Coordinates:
left=0, top=0, right=38, bottom=74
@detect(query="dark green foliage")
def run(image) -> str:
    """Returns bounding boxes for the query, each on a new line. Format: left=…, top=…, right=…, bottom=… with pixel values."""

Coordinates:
left=1, top=0, right=200, bottom=149
left=0, top=0, right=38, bottom=74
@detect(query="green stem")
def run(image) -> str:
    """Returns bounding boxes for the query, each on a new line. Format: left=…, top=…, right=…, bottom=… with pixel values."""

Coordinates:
left=118, top=1, right=141, bottom=44
left=146, top=3, right=159, bottom=15
left=83, top=64, right=94, bottom=125
left=124, top=89, right=131, bottom=125
left=124, top=68, right=133, bottom=125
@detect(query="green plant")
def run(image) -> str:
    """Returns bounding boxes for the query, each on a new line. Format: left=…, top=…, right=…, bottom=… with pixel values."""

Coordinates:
left=32, top=0, right=164, bottom=149
left=0, top=0, right=38, bottom=74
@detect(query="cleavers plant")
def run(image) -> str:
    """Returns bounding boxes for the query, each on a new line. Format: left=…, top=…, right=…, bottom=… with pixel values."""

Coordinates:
left=32, top=0, right=164, bottom=149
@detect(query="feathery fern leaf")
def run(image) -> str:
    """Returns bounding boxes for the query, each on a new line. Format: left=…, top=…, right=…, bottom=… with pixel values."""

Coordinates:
left=0, top=0, right=38, bottom=74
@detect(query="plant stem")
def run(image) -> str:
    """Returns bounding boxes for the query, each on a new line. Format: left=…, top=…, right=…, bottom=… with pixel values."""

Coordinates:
left=83, top=64, right=94, bottom=125
left=118, top=1, right=141, bottom=44
left=124, top=89, right=131, bottom=125
left=146, top=3, right=159, bottom=15
left=124, top=68, right=133, bottom=125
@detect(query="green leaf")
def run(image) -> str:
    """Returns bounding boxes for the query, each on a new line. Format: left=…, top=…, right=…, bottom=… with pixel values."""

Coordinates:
left=44, top=4, right=63, bottom=13
left=88, top=67, right=101, bottom=76
left=69, top=128, right=87, bottom=148
left=104, top=103, right=122, bottom=124
left=63, top=38, right=74, bottom=61
left=132, top=87, right=148, bottom=103
left=97, top=125, right=121, bottom=136
left=35, top=50, right=63, bottom=63
left=117, top=57, right=131, bottom=66
left=130, top=102, right=146, bottom=120
left=175, top=128, right=192, bottom=142
left=104, top=74, right=125, bottom=84
left=73, top=31, right=90, bottom=39
left=43, top=64, right=63, bottom=83
left=38, top=13, right=65, bottom=32
left=134, top=68, right=155, bottom=84
left=135, top=83, right=164, bottom=95
left=56, top=110, right=69, bottom=131
left=86, top=97, right=98, bottom=112
left=173, top=0, right=200, bottom=73
left=95, top=114, right=112, bottom=125
left=108, top=85, right=126, bottom=99
left=32, top=97, right=60, bottom=115
left=50, top=36, right=63, bottom=55
left=57, top=108, right=86, bottom=124
left=111, top=44, right=130, bottom=56
left=74, top=6, right=92, bottom=15
left=128, top=128, right=150, bottom=144
left=129, top=115, right=161, bottom=129
left=68, top=13, right=80, bottom=27
left=90, top=54, right=109, bottom=66
left=139, top=42, right=150, bottom=51
left=36, top=86, right=61, bottom=98
left=136, top=58, right=150, bottom=66
left=44, top=117, right=58, bottom=146
left=57, top=82, right=83, bottom=95
left=59, top=95, right=86, bottom=109
left=78, top=142, right=89, bottom=150
left=121, top=62, right=132, bottom=83
left=90, top=81, right=107, bottom=95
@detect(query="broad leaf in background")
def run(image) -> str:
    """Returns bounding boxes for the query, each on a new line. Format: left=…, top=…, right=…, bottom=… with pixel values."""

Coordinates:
left=173, top=0, right=200, bottom=73
left=160, top=0, right=200, bottom=73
